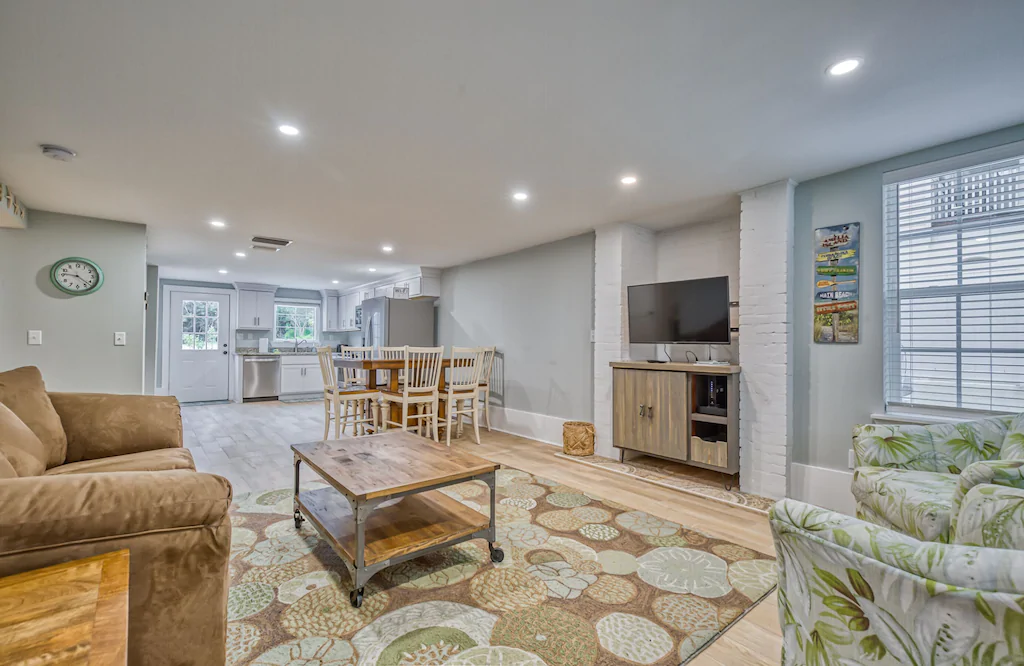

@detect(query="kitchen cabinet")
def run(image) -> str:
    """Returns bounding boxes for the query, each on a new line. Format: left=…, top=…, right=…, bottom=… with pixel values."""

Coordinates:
left=324, top=294, right=340, bottom=331
left=280, top=356, right=323, bottom=394
left=238, top=288, right=275, bottom=329
left=374, top=284, right=394, bottom=299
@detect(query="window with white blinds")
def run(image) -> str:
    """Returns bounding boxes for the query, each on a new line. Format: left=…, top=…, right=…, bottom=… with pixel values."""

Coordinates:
left=883, top=147, right=1024, bottom=413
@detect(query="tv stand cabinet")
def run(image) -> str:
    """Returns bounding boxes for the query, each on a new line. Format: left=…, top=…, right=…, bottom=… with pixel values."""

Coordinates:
left=610, top=362, right=740, bottom=483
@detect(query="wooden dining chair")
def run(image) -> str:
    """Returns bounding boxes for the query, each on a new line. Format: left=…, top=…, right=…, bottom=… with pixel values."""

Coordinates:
left=379, top=346, right=443, bottom=441
left=339, top=346, right=379, bottom=434
left=443, top=346, right=487, bottom=446
left=377, top=346, right=406, bottom=389
left=477, top=346, right=496, bottom=431
left=316, top=347, right=378, bottom=438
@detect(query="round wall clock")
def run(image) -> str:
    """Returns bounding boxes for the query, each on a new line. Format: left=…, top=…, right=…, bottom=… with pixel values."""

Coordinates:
left=50, top=257, right=104, bottom=295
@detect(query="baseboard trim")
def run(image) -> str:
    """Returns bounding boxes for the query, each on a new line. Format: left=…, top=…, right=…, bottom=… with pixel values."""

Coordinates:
left=788, top=463, right=856, bottom=514
left=487, top=406, right=566, bottom=448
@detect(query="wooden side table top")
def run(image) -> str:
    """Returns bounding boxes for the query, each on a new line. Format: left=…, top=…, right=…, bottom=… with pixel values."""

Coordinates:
left=0, top=549, right=130, bottom=666
left=292, top=430, right=499, bottom=500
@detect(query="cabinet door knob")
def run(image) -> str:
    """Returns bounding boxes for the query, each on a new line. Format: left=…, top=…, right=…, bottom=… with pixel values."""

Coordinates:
left=647, top=406, right=654, bottom=419
left=639, top=404, right=645, bottom=417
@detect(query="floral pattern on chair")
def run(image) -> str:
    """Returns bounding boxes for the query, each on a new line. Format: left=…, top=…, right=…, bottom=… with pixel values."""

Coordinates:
left=853, top=414, right=1024, bottom=542
left=770, top=498, right=1024, bottom=666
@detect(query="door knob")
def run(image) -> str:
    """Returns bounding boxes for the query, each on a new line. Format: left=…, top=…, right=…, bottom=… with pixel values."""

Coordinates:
left=222, top=351, right=228, bottom=355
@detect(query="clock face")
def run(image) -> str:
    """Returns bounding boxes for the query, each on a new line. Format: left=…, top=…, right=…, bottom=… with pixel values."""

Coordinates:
left=50, top=257, right=104, bottom=295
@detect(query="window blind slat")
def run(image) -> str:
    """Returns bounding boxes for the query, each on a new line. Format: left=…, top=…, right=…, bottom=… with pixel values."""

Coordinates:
left=883, top=150, right=1024, bottom=413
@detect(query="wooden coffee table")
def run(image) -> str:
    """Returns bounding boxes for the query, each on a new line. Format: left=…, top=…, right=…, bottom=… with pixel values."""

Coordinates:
left=291, top=431, right=503, bottom=608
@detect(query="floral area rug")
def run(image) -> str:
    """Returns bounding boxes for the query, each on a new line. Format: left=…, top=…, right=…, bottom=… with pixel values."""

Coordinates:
left=227, top=468, right=777, bottom=665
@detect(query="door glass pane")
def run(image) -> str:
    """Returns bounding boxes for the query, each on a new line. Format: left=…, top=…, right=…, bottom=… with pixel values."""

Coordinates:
left=181, top=300, right=221, bottom=351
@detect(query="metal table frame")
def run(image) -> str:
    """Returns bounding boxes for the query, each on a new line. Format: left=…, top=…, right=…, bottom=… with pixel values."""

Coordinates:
left=292, top=455, right=503, bottom=607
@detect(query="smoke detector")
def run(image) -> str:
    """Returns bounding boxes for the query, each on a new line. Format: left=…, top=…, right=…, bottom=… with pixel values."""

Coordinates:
left=40, top=144, right=77, bottom=162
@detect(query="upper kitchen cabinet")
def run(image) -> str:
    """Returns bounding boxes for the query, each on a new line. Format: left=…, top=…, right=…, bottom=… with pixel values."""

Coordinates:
left=236, top=283, right=276, bottom=330
left=321, top=290, right=359, bottom=332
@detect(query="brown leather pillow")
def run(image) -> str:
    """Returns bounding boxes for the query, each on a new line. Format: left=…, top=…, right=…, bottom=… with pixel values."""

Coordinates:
left=0, top=402, right=47, bottom=476
left=0, top=366, right=67, bottom=468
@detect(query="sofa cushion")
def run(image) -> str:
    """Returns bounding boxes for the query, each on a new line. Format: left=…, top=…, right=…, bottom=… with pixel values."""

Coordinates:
left=953, top=484, right=1024, bottom=549
left=1001, top=413, right=1024, bottom=460
left=852, top=466, right=958, bottom=542
left=45, top=448, right=196, bottom=476
left=0, top=366, right=67, bottom=468
left=0, top=403, right=47, bottom=477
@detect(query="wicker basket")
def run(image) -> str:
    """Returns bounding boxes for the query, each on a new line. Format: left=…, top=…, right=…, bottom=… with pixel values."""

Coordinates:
left=562, top=421, right=595, bottom=456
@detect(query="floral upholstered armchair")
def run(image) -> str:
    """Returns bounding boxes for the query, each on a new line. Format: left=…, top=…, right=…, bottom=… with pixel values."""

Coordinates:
left=770, top=496, right=1024, bottom=665
left=852, top=414, right=1024, bottom=542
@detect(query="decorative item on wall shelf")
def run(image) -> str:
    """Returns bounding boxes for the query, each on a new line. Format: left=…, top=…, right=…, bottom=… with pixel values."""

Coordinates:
left=1, top=183, right=27, bottom=227
left=814, top=222, right=860, bottom=343
left=50, top=257, right=104, bottom=296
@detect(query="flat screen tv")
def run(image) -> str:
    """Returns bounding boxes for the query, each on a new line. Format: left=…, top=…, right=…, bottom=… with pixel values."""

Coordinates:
left=627, top=277, right=730, bottom=344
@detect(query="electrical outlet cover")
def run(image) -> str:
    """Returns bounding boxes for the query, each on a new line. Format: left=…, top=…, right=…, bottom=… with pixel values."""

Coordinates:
left=848, top=449, right=856, bottom=469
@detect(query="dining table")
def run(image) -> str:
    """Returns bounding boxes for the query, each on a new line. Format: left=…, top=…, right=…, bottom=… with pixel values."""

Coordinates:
left=333, top=356, right=474, bottom=434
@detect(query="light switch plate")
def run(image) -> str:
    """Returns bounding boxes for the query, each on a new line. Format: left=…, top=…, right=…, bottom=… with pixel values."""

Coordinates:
left=114, top=332, right=126, bottom=346
left=27, top=330, right=42, bottom=345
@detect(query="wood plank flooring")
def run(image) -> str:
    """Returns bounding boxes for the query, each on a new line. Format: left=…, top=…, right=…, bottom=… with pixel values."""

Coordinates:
left=182, top=400, right=781, bottom=665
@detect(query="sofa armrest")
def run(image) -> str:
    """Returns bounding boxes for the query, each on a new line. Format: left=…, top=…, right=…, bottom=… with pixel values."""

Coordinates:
left=0, top=470, right=231, bottom=556
left=950, top=460, right=1024, bottom=536
left=48, top=393, right=182, bottom=463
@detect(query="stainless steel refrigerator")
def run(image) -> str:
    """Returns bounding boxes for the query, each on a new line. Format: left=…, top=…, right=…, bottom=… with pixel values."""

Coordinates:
left=361, top=297, right=436, bottom=348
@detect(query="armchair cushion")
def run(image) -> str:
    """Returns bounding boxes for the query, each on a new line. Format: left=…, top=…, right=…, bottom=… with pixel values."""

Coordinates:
left=48, top=393, right=182, bottom=463
left=953, top=484, right=1024, bottom=549
left=1001, top=413, right=1024, bottom=460
left=0, top=366, right=68, bottom=468
left=853, top=416, right=1009, bottom=473
left=0, top=403, right=47, bottom=477
left=851, top=466, right=958, bottom=541
left=45, top=448, right=195, bottom=476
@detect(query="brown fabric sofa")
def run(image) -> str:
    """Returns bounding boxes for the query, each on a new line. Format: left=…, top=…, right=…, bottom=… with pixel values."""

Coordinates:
left=0, top=366, right=232, bottom=666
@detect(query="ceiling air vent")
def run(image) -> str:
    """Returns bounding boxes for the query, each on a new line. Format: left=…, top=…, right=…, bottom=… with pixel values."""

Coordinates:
left=250, top=236, right=293, bottom=252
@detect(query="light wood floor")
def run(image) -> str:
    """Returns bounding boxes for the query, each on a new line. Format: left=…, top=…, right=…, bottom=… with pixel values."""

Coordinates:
left=182, top=400, right=781, bottom=666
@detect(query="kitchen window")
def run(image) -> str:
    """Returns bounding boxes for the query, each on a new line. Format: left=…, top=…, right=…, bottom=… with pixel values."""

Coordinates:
left=274, top=303, right=319, bottom=343
left=883, top=142, right=1024, bottom=414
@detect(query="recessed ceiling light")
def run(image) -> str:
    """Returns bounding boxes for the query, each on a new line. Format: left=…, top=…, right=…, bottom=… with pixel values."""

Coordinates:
left=218, top=269, right=228, bottom=274
left=278, top=124, right=300, bottom=136
left=210, top=219, right=226, bottom=228
left=381, top=244, right=394, bottom=254
left=620, top=175, right=638, bottom=185
left=512, top=191, right=529, bottom=202
left=332, top=280, right=339, bottom=284
left=368, top=267, right=377, bottom=272
left=827, top=58, right=862, bottom=77
left=235, top=252, right=246, bottom=258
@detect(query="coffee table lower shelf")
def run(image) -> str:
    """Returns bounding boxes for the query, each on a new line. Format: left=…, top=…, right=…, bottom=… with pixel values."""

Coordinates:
left=294, top=486, right=502, bottom=606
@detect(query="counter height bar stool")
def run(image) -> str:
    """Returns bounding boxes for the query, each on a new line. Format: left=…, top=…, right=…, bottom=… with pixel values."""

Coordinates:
left=379, top=346, right=444, bottom=441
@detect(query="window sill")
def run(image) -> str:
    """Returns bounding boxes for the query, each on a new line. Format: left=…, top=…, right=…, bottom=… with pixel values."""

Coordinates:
left=872, top=407, right=1014, bottom=425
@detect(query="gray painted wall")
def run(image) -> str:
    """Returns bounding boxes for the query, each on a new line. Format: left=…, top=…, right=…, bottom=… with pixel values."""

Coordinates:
left=438, top=233, right=595, bottom=421
left=0, top=211, right=148, bottom=393
left=793, top=123, right=1024, bottom=471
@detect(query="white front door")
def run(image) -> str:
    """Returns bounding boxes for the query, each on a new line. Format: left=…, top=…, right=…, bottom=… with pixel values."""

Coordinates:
left=169, top=291, right=231, bottom=402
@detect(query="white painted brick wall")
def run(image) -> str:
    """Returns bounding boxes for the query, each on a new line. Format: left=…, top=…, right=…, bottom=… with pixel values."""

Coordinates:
left=738, top=180, right=795, bottom=499
left=592, top=223, right=656, bottom=457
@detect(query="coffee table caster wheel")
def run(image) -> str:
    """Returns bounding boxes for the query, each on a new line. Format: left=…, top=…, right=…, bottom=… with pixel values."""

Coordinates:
left=350, top=588, right=364, bottom=608
left=488, top=544, right=504, bottom=563
left=293, top=511, right=305, bottom=529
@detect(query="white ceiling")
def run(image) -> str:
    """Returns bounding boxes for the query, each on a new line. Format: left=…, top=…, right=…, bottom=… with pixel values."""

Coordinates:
left=2, top=1, right=1023, bottom=289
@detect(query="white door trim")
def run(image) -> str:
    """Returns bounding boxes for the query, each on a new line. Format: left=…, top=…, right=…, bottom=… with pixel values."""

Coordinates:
left=159, top=284, right=236, bottom=398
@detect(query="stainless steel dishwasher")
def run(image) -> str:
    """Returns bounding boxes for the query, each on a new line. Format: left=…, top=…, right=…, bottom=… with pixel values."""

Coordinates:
left=242, top=356, right=280, bottom=401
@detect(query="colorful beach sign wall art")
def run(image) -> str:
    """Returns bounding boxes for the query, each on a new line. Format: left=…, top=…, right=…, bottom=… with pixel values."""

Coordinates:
left=814, top=222, right=860, bottom=343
